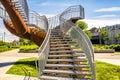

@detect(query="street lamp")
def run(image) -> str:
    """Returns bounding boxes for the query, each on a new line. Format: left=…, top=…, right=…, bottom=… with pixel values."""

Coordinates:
left=99, top=27, right=102, bottom=45
left=3, top=32, right=5, bottom=42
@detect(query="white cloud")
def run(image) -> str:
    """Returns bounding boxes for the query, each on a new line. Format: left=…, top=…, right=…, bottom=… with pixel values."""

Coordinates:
left=41, top=1, right=73, bottom=7
left=81, top=19, right=120, bottom=29
left=44, top=14, right=55, bottom=18
left=94, top=15, right=117, bottom=18
left=0, top=20, right=18, bottom=42
left=95, top=7, right=120, bottom=12
left=38, top=13, right=55, bottom=18
left=0, top=28, right=19, bottom=42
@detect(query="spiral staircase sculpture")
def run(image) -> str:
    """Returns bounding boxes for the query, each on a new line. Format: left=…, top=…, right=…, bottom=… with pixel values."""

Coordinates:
left=0, top=0, right=95, bottom=80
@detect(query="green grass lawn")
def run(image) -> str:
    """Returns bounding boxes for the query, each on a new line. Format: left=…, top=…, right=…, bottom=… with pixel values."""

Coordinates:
left=96, top=61, right=120, bottom=80
left=7, top=58, right=120, bottom=80
left=0, top=41, right=19, bottom=53
left=0, top=46, right=18, bottom=53
left=6, top=57, right=38, bottom=77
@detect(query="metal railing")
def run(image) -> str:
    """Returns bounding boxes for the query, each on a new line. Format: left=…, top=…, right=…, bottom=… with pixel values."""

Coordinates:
left=37, top=15, right=60, bottom=79
left=0, top=1, right=48, bottom=32
left=11, top=0, right=29, bottom=23
left=28, top=10, right=48, bottom=32
left=0, top=2, right=95, bottom=79
left=0, top=4, right=11, bottom=22
left=21, top=67, right=31, bottom=80
left=0, top=0, right=28, bottom=23
left=60, top=5, right=84, bottom=22
left=61, top=20, right=95, bottom=79
left=59, top=5, right=95, bottom=79
left=37, top=5, right=96, bottom=79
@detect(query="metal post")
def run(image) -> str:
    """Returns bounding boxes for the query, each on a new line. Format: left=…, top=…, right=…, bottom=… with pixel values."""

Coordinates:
left=99, top=27, right=102, bottom=44
left=3, top=32, right=5, bottom=42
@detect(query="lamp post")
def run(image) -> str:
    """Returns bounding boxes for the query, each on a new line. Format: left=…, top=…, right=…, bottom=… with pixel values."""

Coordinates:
left=99, top=27, right=102, bottom=45
left=3, top=32, right=5, bottom=42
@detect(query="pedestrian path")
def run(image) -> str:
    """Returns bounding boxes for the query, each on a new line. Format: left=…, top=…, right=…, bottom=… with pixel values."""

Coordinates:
left=96, top=59, right=120, bottom=66
left=0, top=49, right=38, bottom=80
left=95, top=53, right=120, bottom=66
left=1, top=49, right=120, bottom=80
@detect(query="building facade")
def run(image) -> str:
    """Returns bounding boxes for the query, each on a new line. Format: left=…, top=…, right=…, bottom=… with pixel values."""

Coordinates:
left=103, top=24, right=120, bottom=44
left=90, top=27, right=100, bottom=44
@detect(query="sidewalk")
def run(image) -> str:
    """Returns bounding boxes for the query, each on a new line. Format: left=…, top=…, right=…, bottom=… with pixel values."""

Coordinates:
left=1, top=49, right=120, bottom=80
left=0, top=49, right=38, bottom=80
left=95, top=53, right=120, bottom=66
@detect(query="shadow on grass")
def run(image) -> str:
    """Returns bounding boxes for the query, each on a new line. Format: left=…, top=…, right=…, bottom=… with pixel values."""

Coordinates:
left=0, top=62, right=16, bottom=67
left=14, top=60, right=36, bottom=67
left=6, top=57, right=38, bottom=77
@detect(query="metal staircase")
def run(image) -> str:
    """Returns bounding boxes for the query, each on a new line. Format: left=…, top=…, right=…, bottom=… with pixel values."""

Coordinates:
left=0, top=0, right=28, bottom=23
left=0, top=0, right=95, bottom=79
left=38, top=5, right=95, bottom=80
left=40, top=28, right=92, bottom=80
left=0, top=0, right=48, bottom=31
left=11, top=0, right=28, bottom=23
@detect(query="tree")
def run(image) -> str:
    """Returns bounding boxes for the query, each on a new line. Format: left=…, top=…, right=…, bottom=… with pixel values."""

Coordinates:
left=100, top=28, right=110, bottom=44
left=115, top=33, right=120, bottom=43
left=75, top=21, right=92, bottom=39
left=75, top=21, right=88, bottom=30
left=84, top=30, right=92, bottom=39
left=19, top=38, right=34, bottom=45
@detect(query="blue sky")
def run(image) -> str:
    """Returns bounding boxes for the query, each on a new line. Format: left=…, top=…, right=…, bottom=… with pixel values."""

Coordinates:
left=27, top=0, right=120, bottom=19
left=0, top=0, right=120, bottom=42
left=28, top=0, right=120, bottom=28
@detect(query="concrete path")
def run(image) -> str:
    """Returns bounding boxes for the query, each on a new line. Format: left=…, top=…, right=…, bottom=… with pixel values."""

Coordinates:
left=1, top=49, right=120, bottom=80
left=0, top=49, right=38, bottom=80
left=95, top=53, right=120, bottom=66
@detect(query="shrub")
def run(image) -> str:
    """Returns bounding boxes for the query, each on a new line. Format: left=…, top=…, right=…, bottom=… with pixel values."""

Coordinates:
left=94, top=44, right=120, bottom=51
left=20, top=45, right=38, bottom=51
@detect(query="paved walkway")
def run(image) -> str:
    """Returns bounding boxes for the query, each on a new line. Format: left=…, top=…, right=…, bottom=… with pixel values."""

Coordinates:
left=95, top=53, right=120, bottom=66
left=0, top=49, right=38, bottom=80
left=0, top=49, right=120, bottom=80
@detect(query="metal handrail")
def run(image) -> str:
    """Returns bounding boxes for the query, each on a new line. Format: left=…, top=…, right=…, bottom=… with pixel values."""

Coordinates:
left=0, top=4, right=11, bottom=22
left=60, top=5, right=84, bottom=22
left=0, top=1, right=48, bottom=32
left=58, top=5, right=95, bottom=80
left=37, top=15, right=60, bottom=79
left=60, top=16, right=95, bottom=80
left=28, top=10, right=48, bottom=32
left=37, top=19, right=51, bottom=79
left=0, top=0, right=28, bottom=23
left=11, top=0, right=28, bottom=23
left=21, top=67, right=31, bottom=80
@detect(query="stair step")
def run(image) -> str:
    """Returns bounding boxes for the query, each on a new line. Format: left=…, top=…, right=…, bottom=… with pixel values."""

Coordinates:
left=47, top=59, right=87, bottom=62
left=50, top=44, right=70, bottom=46
left=45, top=64, right=89, bottom=68
left=51, top=33, right=62, bottom=35
left=50, top=38, right=71, bottom=41
left=73, top=50, right=84, bottom=53
left=48, top=54, right=85, bottom=57
left=50, top=50, right=72, bottom=53
left=51, top=36, right=63, bottom=38
left=43, top=69, right=91, bottom=75
left=50, top=47, right=71, bottom=51
left=50, top=43, right=68, bottom=45
left=51, top=29, right=61, bottom=31
left=50, top=42, right=68, bottom=44
left=40, top=75, right=90, bottom=80
left=50, top=37, right=63, bottom=39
